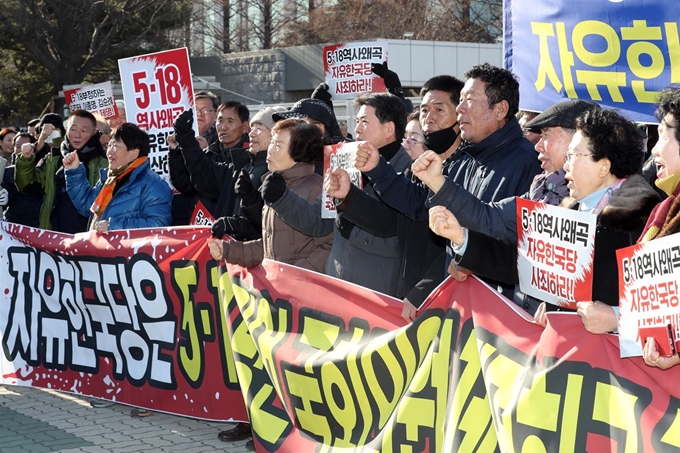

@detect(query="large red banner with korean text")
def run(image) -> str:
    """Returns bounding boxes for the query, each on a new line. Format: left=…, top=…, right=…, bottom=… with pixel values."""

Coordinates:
left=224, top=260, right=680, bottom=452
left=0, top=221, right=246, bottom=421
left=323, top=41, right=387, bottom=99
left=118, top=47, right=196, bottom=184
left=4, top=221, right=680, bottom=451
left=617, top=234, right=680, bottom=358
left=516, top=198, right=596, bottom=308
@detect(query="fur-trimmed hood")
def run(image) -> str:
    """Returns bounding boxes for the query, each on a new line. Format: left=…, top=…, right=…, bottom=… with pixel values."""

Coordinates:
left=561, top=174, right=661, bottom=232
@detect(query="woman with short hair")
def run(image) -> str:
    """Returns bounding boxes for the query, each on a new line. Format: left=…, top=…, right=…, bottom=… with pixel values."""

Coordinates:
left=63, top=122, right=173, bottom=232
left=207, top=119, right=333, bottom=272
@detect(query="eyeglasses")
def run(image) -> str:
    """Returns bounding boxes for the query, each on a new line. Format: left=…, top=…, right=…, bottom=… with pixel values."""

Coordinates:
left=196, top=108, right=215, bottom=115
left=563, top=152, right=593, bottom=162
left=403, top=136, right=423, bottom=145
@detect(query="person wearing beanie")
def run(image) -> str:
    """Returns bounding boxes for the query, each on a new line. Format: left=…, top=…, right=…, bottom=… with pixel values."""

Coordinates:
left=15, top=109, right=108, bottom=233
left=1, top=132, right=42, bottom=228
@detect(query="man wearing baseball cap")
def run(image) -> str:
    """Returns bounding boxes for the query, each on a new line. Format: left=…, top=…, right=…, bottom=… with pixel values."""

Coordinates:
left=420, top=98, right=601, bottom=315
left=273, top=98, right=345, bottom=144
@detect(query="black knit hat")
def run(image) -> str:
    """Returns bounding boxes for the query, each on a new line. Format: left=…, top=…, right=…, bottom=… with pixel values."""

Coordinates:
left=39, top=113, right=66, bottom=136
left=525, top=99, right=600, bottom=133
left=273, top=99, right=335, bottom=133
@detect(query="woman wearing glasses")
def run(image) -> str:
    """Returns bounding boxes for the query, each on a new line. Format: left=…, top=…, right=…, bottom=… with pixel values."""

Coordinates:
left=537, top=108, right=659, bottom=333
left=430, top=107, right=660, bottom=334
left=402, top=110, right=427, bottom=160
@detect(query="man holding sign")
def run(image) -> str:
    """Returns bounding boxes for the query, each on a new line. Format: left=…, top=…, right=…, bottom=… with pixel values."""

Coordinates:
left=429, top=108, right=659, bottom=334
left=419, top=99, right=596, bottom=314
left=635, top=88, right=680, bottom=369
left=266, top=93, right=412, bottom=297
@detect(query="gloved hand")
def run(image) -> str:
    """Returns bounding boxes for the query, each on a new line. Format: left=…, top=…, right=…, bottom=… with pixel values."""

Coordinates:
left=173, top=109, right=195, bottom=139
left=235, top=169, right=259, bottom=205
left=261, top=171, right=286, bottom=203
left=211, top=216, right=228, bottom=238
left=0, top=188, right=8, bottom=207
left=371, top=62, right=404, bottom=96
left=311, top=82, right=333, bottom=108
left=213, top=215, right=253, bottom=241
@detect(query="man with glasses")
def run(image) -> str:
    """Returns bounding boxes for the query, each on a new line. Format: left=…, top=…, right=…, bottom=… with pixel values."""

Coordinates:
left=194, top=91, right=219, bottom=148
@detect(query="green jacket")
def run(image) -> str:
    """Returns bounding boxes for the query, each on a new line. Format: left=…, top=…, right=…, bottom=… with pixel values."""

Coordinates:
left=15, top=150, right=108, bottom=231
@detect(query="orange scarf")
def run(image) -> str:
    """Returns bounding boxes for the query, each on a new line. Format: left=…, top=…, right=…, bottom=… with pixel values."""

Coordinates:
left=90, top=157, right=147, bottom=228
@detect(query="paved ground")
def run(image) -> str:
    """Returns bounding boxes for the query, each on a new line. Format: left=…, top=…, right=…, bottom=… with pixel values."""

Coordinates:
left=0, top=385, right=250, bottom=452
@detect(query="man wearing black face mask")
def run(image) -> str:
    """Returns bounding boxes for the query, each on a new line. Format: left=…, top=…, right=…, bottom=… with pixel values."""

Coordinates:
left=356, top=66, right=542, bottom=319
left=419, top=75, right=463, bottom=158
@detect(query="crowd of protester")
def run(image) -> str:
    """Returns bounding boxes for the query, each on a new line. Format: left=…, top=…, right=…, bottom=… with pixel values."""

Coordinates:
left=3, top=62, right=680, bottom=448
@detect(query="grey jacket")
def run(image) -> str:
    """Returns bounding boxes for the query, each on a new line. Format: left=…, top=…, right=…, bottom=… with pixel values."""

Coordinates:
left=268, top=144, right=412, bottom=296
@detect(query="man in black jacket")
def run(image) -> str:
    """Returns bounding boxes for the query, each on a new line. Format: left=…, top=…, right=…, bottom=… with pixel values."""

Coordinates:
left=355, top=64, right=543, bottom=316
left=194, top=91, right=219, bottom=148
left=169, top=101, right=249, bottom=224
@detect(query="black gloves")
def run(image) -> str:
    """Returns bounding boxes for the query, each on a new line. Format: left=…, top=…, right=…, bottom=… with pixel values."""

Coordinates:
left=261, top=171, right=286, bottom=203
left=235, top=169, right=259, bottom=205
left=311, top=82, right=333, bottom=108
left=173, top=109, right=195, bottom=139
left=211, top=216, right=228, bottom=238
left=371, top=62, right=403, bottom=96
left=212, top=215, right=257, bottom=241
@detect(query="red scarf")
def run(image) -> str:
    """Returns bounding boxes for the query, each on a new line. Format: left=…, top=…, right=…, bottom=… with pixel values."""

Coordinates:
left=639, top=173, right=680, bottom=242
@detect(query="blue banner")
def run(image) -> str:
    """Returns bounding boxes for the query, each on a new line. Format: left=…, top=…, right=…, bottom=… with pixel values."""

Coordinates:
left=504, top=0, right=680, bottom=123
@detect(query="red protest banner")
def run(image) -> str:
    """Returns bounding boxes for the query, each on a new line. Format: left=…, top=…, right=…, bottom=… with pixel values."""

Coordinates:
left=4, top=220, right=680, bottom=451
left=223, top=260, right=680, bottom=452
left=0, top=222, right=246, bottom=421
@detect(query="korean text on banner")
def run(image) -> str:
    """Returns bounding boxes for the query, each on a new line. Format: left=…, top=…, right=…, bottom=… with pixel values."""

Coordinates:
left=321, top=142, right=363, bottom=218
left=64, top=81, right=118, bottom=119
left=618, top=233, right=680, bottom=357
left=223, top=259, right=680, bottom=452
left=516, top=198, right=596, bottom=307
left=191, top=200, right=215, bottom=226
left=323, top=41, right=388, bottom=99
left=118, top=47, right=196, bottom=184
left=0, top=221, right=246, bottom=422
left=504, top=0, right=680, bottom=122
